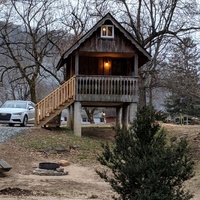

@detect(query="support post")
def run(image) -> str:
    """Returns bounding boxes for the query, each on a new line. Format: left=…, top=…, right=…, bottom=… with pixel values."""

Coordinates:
left=70, top=105, right=74, bottom=129
left=116, top=106, right=122, bottom=129
left=134, top=54, right=138, bottom=76
left=129, top=103, right=137, bottom=123
left=70, top=56, right=73, bottom=77
left=122, top=103, right=129, bottom=130
left=74, top=102, right=82, bottom=136
left=66, top=108, right=71, bottom=128
left=75, top=53, right=79, bottom=75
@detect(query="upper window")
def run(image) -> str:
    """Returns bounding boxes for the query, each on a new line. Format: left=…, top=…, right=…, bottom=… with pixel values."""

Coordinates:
left=101, top=25, right=114, bottom=38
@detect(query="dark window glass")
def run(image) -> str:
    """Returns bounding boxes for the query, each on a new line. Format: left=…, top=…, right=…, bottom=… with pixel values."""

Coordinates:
left=108, top=27, right=113, bottom=36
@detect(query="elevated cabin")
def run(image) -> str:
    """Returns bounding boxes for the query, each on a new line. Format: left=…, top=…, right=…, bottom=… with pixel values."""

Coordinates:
left=34, top=13, right=151, bottom=136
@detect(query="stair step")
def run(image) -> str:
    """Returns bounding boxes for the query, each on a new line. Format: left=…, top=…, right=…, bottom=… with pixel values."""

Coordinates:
left=36, top=98, right=75, bottom=127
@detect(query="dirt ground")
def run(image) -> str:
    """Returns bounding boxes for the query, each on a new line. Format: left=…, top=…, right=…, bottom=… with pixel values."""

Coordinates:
left=0, top=126, right=116, bottom=200
left=0, top=124, right=200, bottom=200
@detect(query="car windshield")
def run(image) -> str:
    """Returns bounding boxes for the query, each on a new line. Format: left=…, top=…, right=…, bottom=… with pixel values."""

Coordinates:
left=1, top=101, right=27, bottom=109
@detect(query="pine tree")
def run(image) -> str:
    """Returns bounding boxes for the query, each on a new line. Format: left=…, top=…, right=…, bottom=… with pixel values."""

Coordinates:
left=96, top=107, right=194, bottom=200
left=164, top=37, right=200, bottom=117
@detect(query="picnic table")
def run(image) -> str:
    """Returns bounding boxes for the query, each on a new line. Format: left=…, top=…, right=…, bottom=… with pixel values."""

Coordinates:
left=0, top=159, right=12, bottom=172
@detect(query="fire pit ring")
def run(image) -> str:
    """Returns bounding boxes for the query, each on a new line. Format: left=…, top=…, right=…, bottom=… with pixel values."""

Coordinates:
left=39, top=162, right=60, bottom=170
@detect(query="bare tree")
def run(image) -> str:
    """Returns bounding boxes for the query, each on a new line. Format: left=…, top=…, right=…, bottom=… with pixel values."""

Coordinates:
left=60, top=0, right=91, bottom=43
left=165, top=38, right=200, bottom=94
left=59, top=0, right=102, bottom=119
left=84, top=107, right=96, bottom=124
left=0, top=0, right=68, bottom=102
left=91, top=0, right=200, bottom=107
left=1, top=0, right=198, bottom=107
left=163, top=37, right=200, bottom=117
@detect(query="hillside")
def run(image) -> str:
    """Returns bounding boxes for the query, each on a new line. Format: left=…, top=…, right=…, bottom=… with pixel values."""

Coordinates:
left=0, top=124, right=199, bottom=200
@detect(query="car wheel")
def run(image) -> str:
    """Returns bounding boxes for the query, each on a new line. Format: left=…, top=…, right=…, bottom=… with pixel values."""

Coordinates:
left=9, top=123, right=14, bottom=127
left=21, top=115, right=28, bottom=127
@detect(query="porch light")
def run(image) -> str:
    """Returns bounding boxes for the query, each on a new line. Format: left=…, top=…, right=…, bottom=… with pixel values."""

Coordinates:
left=104, top=59, right=109, bottom=67
left=103, top=58, right=111, bottom=74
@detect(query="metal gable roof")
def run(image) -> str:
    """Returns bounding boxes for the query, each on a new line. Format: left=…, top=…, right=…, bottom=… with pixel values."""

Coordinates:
left=56, top=13, right=151, bottom=70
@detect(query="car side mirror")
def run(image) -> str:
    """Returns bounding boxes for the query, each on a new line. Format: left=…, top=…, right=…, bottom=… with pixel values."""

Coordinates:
left=28, top=106, right=34, bottom=110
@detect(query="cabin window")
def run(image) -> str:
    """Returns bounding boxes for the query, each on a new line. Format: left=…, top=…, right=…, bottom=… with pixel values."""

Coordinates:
left=100, top=118, right=105, bottom=123
left=101, top=25, right=114, bottom=38
left=82, top=118, right=89, bottom=122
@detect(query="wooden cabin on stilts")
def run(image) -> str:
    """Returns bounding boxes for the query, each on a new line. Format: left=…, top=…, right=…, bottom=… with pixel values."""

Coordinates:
left=34, top=13, right=151, bottom=136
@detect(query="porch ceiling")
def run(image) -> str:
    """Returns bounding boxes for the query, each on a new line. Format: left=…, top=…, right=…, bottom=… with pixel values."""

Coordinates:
left=81, top=101, right=126, bottom=107
left=78, top=52, right=135, bottom=58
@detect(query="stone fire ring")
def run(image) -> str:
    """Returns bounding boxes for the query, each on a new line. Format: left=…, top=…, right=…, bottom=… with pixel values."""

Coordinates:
left=39, top=162, right=60, bottom=170
left=33, top=162, right=68, bottom=176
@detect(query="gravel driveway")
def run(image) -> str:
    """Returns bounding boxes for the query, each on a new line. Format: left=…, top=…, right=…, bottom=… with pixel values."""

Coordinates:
left=0, top=126, right=32, bottom=143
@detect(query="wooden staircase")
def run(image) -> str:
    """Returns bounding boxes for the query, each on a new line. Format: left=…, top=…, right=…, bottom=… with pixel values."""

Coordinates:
left=34, top=76, right=75, bottom=127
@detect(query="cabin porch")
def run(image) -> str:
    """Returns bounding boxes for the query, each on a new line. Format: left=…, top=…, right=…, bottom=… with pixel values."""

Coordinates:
left=34, top=75, right=138, bottom=136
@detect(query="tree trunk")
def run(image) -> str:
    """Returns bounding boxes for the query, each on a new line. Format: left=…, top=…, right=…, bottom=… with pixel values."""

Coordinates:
left=84, top=107, right=96, bottom=124
left=29, top=82, right=37, bottom=103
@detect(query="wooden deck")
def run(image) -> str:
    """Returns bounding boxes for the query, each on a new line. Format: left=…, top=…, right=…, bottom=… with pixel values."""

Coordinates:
left=35, top=75, right=138, bottom=127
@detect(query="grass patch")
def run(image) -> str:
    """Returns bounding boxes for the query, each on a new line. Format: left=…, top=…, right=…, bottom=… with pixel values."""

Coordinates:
left=77, top=154, right=88, bottom=160
left=13, top=127, right=115, bottom=164
left=15, top=128, right=102, bottom=150
left=12, top=124, right=200, bottom=165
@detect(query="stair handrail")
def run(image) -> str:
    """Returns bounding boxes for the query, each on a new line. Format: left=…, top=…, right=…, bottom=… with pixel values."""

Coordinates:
left=35, top=75, right=76, bottom=126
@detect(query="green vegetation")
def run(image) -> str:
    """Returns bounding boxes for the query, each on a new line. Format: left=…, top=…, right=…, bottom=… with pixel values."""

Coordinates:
left=14, top=127, right=114, bottom=164
left=97, top=107, right=195, bottom=200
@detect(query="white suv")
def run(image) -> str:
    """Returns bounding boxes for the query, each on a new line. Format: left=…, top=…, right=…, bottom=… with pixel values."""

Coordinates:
left=0, top=100, right=35, bottom=127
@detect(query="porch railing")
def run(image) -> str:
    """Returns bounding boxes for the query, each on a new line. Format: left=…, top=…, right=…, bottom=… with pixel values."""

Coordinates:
left=76, top=75, right=138, bottom=102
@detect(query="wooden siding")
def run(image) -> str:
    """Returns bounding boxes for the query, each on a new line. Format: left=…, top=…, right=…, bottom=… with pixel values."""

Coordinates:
left=79, top=28, right=137, bottom=53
